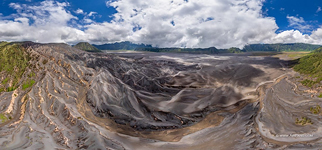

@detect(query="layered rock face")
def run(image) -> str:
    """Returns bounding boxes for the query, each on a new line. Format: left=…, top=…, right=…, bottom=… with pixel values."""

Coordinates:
left=0, top=42, right=321, bottom=149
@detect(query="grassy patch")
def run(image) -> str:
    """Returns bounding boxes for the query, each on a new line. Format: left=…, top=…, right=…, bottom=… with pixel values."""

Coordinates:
left=287, top=52, right=310, bottom=59
left=310, top=105, right=321, bottom=114
left=251, top=51, right=280, bottom=56
left=1, top=77, right=9, bottom=85
left=22, top=79, right=35, bottom=90
left=0, top=42, right=9, bottom=47
left=28, top=72, right=35, bottom=78
left=7, top=87, right=15, bottom=92
left=300, top=79, right=318, bottom=87
left=0, top=113, right=8, bottom=123
left=318, top=94, right=322, bottom=98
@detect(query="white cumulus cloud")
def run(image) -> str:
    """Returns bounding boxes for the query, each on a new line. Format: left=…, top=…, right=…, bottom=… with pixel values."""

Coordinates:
left=102, top=0, right=280, bottom=48
left=0, top=1, right=86, bottom=43
left=286, top=15, right=312, bottom=33
left=75, top=8, right=84, bottom=14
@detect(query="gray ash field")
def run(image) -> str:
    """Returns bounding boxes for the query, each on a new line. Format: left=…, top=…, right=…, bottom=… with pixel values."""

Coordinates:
left=0, top=43, right=321, bottom=149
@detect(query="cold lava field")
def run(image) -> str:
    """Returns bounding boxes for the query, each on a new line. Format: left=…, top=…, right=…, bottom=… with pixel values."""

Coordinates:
left=0, top=43, right=321, bottom=150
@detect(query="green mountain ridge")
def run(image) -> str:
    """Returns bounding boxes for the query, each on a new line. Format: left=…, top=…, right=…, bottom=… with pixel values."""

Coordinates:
left=92, top=41, right=321, bottom=53
left=93, top=41, right=152, bottom=50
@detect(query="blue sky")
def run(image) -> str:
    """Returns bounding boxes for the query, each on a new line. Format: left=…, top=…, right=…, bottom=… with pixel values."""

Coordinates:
left=0, top=0, right=322, bottom=48
left=262, top=0, right=322, bottom=34
left=0, top=0, right=116, bottom=23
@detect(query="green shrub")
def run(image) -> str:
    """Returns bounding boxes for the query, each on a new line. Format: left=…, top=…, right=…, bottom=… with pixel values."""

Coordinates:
left=310, top=105, right=321, bottom=114
left=318, top=94, right=322, bottom=98
left=42, top=59, right=48, bottom=64
left=0, top=113, right=8, bottom=123
left=7, top=87, right=15, bottom=92
left=22, top=79, right=35, bottom=90
left=300, top=79, right=317, bottom=87
left=1, top=77, right=9, bottom=85
left=295, top=117, right=312, bottom=125
left=28, top=72, right=35, bottom=78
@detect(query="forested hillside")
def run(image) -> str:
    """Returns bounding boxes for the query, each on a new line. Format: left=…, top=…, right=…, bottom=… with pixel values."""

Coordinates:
left=93, top=41, right=152, bottom=50
left=294, top=47, right=322, bottom=87
left=93, top=42, right=320, bottom=53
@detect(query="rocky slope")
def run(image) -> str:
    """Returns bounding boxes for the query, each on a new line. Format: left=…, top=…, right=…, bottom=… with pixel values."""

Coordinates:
left=0, top=42, right=321, bottom=149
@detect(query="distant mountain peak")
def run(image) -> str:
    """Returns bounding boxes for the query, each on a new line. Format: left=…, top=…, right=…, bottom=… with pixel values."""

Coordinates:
left=74, top=42, right=101, bottom=52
